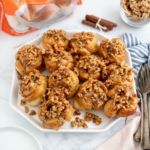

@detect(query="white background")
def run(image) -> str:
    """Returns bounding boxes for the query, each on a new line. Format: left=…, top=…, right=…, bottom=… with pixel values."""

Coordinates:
left=0, top=0, right=149, bottom=149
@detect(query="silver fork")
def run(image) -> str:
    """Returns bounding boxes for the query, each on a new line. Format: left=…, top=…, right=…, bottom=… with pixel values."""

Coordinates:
left=134, top=65, right=143, bottom=143
left=139, top=63, right=150, bottom=149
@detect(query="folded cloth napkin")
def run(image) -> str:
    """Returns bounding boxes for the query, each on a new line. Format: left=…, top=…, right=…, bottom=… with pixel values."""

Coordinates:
left=96, top=33, right=150, bottom=150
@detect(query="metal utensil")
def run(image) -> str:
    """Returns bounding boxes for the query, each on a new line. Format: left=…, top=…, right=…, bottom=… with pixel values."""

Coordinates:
left=147, top=44, right=150, bottom=129
left=139, top=63, right=150, bottom=149
left=147, top=93, right=150, bottom=128
left=134, top=65, right=143, bottom=142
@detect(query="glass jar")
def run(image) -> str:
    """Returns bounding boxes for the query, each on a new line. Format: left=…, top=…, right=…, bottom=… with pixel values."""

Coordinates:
left=120, top=0, right=150, bottom=27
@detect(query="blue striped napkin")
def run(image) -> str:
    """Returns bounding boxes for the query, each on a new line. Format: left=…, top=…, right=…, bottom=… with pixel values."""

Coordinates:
left=121, top=33, right=150, bottom=78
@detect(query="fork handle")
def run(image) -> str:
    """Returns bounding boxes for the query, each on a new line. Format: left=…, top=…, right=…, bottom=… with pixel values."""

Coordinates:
left=142, top=94, right=150, bottom=149
left=134, top=92, right=143, bottom=143
left=147, top=93, right=150, bottom=128
left=134, top=120, right=141, bottom=142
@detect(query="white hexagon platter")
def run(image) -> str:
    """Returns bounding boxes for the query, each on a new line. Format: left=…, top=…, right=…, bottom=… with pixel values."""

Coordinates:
left=9, top=30, right=136, bottom=132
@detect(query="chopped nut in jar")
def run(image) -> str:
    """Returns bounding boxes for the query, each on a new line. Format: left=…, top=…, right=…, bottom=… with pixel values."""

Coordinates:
left=29, top=110, right=36, bottom=115
left=25, top=106, right=29, bottom=113
left=20, top=99, right=25, bottom=106
left=71, top=121, right=77, bottom=127
left=73, top=110, right=81, bottom=116
left=121, top=0, right=150, bottom=19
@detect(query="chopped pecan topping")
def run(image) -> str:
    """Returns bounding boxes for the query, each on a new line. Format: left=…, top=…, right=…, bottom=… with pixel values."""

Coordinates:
left=102, top=63, right=134, bottom=88
left=73, top=110, right=81, bottom=116
left=18, top=75, right=23, bottom=80
left=72, top=54, right=82, bottom=63
left=102, top=38, right=125, bottom=58
left=39, top=90, right=70, bottom=123
left=44, top=30, right=69, bottom=42
left=71, top=121, right=77, bottom=127
left=70, top=32, right=95, bottom=54
left=48, top=68, right=79, bottom=96
left=29, top=110, right=36, bottom=115
left=25, top=106, right=29, bottom=113
left=77, top=79, right=107, bottom=109
left=76, top=55, right=106, bottom=76
left=15, top=45, right=43, bottom=67
left=20, top=70, right=41, bottom=94
left=20, top=100, right=25, bottom=106
left=44, top=44, right=73, bottom=72
left=72, top=67, right=79, bottom=76
left=109, top=86, right=137, bottom=110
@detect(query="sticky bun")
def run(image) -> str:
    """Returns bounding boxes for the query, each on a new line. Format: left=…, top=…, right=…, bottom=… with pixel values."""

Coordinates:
left=51, top=0, right=75, bottom=7
left=75, top=55, right=106, bottom=80
left=22, top=3, right=60, bottom=22
left=70, top=32, right=98, bottom=56
left=44, top=45, right=74, bottom=73
left=38, top=89, right=73, bottom=131
left=40, top=30, right=69, bottom=51
left=98, top=38, right=126, bottom=64
left=102, top=63, right=134, bottom=89
left=48, top=68, right=79, bottom=98
left=19, top=70, right=47, bottom=106
left=74, top=79, right=108, bottom=110
left=104, top=86, right=138, bottom=118
left=15, top=45, right=44, bottom=76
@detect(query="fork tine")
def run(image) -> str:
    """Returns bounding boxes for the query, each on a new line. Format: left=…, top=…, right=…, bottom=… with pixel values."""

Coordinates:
left=136, top=65, right=142, bottom=88
left=148, top=63, right=150, bottom=83
left=140, top=65, right=142, bottom=87
left=144, top=64, right=148, bottom=85
left=145, top=64, right=150, bottom=85
left=140, top=64, right=144, bottom=87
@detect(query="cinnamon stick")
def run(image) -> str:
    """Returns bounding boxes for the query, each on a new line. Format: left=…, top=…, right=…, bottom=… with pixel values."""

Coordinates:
left=86, top=15, right=117, bottom=30
left=90, top=15, right=113, bottom=30
left=90, top=15, right=117, bottom=28
left=82, top=20, right=109, bottom=32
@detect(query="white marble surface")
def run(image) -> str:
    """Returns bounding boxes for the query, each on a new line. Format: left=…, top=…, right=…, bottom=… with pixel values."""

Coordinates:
left=0, top=0, right=150, bottom=149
